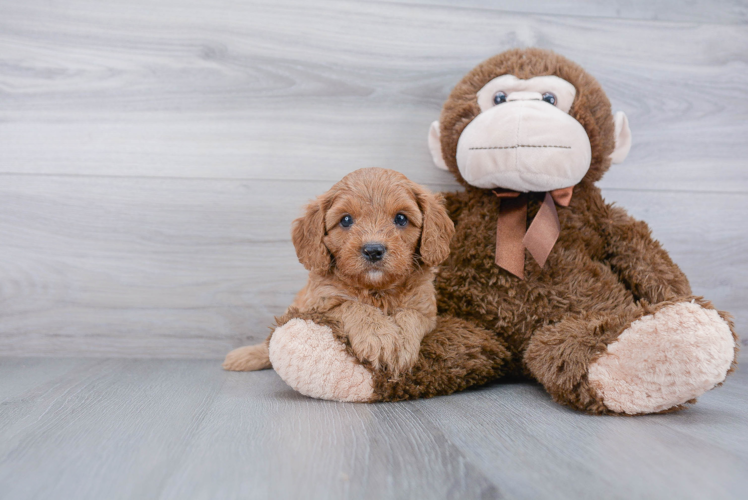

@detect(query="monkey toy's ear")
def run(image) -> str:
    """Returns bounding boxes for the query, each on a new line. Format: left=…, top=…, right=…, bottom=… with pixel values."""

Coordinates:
left=610, top=111, right=632, bottom=164
left=428, top=121, right=449, bottom=171
left=291, top=196, right=332, bottom=272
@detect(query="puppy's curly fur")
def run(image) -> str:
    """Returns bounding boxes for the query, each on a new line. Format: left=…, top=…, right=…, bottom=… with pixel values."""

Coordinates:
left=223, top=168, right=455, bottom=374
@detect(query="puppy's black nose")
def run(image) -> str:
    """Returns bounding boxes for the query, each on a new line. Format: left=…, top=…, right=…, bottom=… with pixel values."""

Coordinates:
left=362, top=243, right=386, bottom=262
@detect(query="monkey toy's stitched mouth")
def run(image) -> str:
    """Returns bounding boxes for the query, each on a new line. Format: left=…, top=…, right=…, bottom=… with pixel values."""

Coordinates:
left=469, top=144, right=572, bottom=151
left=454, top=96, right=593, bottom=193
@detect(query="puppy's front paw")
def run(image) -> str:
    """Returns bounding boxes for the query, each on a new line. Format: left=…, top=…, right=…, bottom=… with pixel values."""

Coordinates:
left=348, top=332, right=386, bottom=370
left=392, top=334, right=422, bottom=373
left=348, top=329, right=419, bottom=375
left=223, top=344, right=271, bottom=371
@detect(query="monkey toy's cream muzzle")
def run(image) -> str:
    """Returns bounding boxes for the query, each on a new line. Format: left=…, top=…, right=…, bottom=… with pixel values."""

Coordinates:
left=455, top=99, right=592, bottom=192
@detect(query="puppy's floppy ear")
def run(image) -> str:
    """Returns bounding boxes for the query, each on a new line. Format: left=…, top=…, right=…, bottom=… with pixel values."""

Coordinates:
left=414, top=186, right=455, bottom=267
left=291, top=194, right=332, bottom=272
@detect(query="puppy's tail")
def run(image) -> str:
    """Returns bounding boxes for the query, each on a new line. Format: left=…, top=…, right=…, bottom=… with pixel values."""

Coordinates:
left=222, top=341, right=272, bottom=371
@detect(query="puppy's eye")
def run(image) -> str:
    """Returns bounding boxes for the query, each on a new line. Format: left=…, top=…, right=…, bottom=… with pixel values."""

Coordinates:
left=493, top=91, right=507, bottom=105
left=340, top=215, right=354, bottom=228
left=542, top=92, right=556, bottom=106
left=394, top=213, right=408, bottom=227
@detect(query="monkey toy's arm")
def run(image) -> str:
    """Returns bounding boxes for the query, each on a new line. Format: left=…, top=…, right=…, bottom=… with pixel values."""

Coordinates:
left=602, top=204, right=692, bottom=304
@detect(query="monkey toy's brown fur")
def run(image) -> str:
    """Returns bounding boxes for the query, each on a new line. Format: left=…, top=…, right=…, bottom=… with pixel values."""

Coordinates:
left=246, top=49, right=739, bottom=415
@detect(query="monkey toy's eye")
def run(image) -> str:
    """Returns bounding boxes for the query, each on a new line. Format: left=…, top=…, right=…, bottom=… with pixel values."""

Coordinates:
left=340, top=215, right=354, bottom=228
left=394, top=213, right=408, bottom=227
left=542, top=93, right=557, bottom=106
left=493, top=91, right=507, bottom=105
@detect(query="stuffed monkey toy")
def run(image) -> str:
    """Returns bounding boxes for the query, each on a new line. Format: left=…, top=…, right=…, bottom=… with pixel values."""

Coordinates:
left=266, top=48, right=738, bottom=415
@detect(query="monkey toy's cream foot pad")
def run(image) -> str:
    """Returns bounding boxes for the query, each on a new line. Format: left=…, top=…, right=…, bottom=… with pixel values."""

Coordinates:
left=268, top=319, right=375, bottom=402
left=589, top=302, right=735, bottom=415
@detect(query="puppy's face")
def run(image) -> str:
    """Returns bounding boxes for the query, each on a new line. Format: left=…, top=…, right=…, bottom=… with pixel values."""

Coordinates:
left=292, top=168, right=454, bottom=289
left=323, top=179, right=423, bottom=288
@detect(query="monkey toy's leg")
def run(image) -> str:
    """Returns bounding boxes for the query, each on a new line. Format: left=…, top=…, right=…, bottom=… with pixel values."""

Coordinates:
left=530, top=202, right=738, bottom=415
left=524, top=297, right=737, bottom=415
left=268, top=311, right=511, bottom=403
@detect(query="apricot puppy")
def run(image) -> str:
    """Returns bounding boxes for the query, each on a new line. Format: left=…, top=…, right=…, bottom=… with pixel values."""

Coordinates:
left=223, top=167, right=454, bottom=374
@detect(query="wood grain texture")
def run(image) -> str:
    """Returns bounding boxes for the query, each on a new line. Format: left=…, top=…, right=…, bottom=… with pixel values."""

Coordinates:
left=0, top=358, right=746, bottom=500
left=417, top=373, right=748, bottom=499
left=0, top=175, right=745, bottom=356
left=2, top=1, right=747, bottom=186
left=400, top=0, right=748, bottom=24
left=159, top=370, right=498, bottom=500
left=0, top=359, right=225, bottom=500
left=0, top=0, right=746, bottom=356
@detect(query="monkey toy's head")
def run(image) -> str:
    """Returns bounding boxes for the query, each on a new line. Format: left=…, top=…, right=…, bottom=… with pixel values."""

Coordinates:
left=428, top=48, right=631, bottom=191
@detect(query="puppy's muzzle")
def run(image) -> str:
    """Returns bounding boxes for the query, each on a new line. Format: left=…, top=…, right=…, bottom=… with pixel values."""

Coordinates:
left=361, top=243, right=386, bottom=263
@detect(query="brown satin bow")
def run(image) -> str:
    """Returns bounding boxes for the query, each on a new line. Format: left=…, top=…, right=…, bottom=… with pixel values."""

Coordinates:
left=493, top=186, right=574, bottom=279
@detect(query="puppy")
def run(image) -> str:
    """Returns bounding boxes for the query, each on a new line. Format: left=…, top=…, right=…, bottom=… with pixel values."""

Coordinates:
left=223, top=167, right=454, bottom=374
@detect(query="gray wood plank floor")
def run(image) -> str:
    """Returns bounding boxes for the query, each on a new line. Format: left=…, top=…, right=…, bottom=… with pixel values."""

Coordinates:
left=0, top=358, right=745, bottom=500
left=1, top=0, right=747, bottom=357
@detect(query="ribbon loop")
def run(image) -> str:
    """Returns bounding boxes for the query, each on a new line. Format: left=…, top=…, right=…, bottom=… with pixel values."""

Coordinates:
left=494, top=188, right=572, bottom=279
left=550, top=186, right=573, bottom=207
left=523, top=192, right=561, bottom=268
